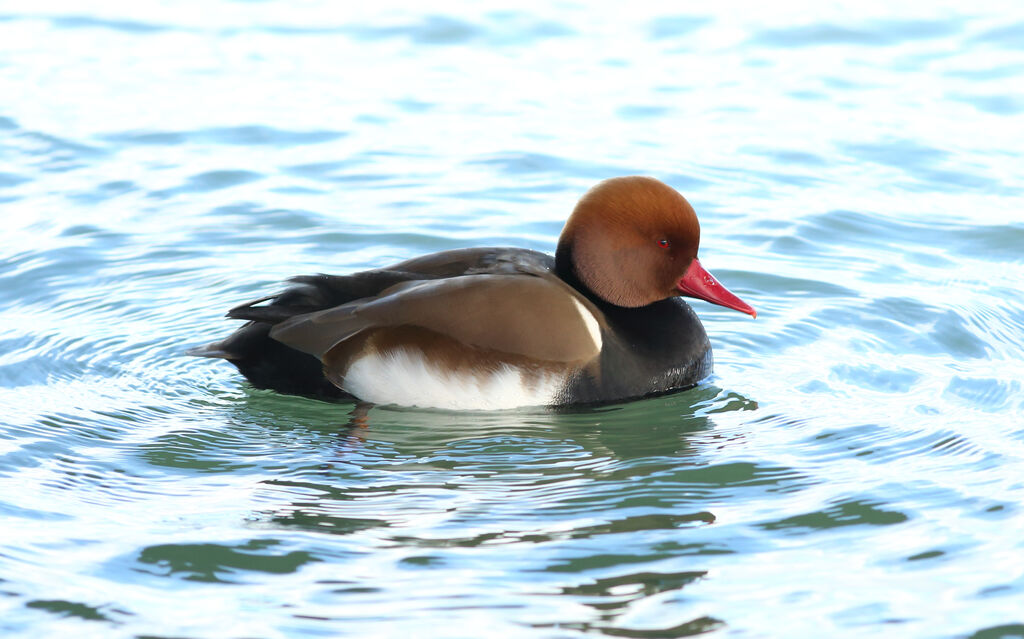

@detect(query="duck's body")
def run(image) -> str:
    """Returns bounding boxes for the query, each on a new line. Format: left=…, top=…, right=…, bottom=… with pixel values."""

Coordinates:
left=189, top=177, right=755, bottom=410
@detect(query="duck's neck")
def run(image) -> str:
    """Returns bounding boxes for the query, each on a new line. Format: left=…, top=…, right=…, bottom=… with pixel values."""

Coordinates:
left=556, top=240, right=630, bottom=312
left=554, top=240, right=593, bottom=301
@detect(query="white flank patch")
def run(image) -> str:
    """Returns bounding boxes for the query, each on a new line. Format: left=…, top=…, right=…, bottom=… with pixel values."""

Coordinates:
left=571, top=297, right=603, bottom=351
left=342, top=349, right=564, bottom=410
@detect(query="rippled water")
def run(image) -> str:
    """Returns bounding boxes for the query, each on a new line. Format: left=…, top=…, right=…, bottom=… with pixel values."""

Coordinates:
left=3, top=2, right=1024, bottom=637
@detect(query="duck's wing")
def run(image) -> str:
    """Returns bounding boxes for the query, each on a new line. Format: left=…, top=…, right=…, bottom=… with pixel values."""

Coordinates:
left=390, top=247, right=555, bottom=278
left=224, top=247, right=553, bottom=325
left=268, top=272, right=603, bottom=368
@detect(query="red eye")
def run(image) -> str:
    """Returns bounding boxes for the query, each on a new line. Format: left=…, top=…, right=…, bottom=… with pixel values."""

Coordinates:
left=657, top=239, right=671, bottom=249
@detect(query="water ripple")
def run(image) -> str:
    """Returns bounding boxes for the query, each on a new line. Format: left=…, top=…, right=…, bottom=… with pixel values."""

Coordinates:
left=102, top=126, right=347, bottom=148
left=752, top=19, right=961, bottom=47
left=3, top=3, right=1024, bottom=637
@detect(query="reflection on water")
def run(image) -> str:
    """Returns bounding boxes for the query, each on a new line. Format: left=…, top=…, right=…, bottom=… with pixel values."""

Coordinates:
left=3, top=1, right=1024, bottom=637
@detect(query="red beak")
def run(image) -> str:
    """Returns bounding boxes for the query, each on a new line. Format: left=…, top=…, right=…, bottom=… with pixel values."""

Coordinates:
left=677, top=258, right=757, bottom=318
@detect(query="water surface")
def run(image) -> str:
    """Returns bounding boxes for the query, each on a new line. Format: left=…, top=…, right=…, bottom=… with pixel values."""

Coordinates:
left=2, top=2, right=1024, bottom=637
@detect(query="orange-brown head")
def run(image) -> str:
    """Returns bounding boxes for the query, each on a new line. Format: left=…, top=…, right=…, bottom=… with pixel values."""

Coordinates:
left=556, top=176, right=756, bottom=316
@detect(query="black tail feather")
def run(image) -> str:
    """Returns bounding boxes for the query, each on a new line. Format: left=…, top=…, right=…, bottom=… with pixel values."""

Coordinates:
left=190, top=268, right=428, bottom=400
left=226, top=304, right=321, bottom=324
left=185, top=343, right=239, bottom=359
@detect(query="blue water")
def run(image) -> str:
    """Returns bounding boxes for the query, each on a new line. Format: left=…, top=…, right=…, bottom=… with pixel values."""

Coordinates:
left=3, top=3, right=1024, bottom=637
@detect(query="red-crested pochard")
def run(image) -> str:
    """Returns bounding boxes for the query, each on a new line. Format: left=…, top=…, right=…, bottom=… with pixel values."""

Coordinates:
left=188, top=176, right=756, bottom=409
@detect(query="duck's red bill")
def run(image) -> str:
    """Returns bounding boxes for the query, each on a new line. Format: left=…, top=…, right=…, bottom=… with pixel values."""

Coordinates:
left=677, top=258, right=757, bottom=318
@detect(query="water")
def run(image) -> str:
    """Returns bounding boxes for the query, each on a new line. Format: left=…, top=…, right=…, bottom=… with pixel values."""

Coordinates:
left=2, top=1, right=1024, bottom=637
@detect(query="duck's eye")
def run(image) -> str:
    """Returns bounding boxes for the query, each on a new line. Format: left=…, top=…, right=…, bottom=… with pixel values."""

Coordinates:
left=657, top=239, right=671, bottom=249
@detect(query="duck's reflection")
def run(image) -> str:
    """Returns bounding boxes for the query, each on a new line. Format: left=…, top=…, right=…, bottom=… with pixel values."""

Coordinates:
left=224, top=384, right=770, bottom=637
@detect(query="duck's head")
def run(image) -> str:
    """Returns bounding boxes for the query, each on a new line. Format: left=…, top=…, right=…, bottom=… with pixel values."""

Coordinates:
left=556, top=176, right=756, bottom=317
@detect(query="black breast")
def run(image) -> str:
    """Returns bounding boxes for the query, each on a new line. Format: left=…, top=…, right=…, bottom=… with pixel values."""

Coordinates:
left=561, top=298, right=712, bottom=404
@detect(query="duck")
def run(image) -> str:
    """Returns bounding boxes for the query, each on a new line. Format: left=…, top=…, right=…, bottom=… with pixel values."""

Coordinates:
left=188, top=176, right=756, bottom=410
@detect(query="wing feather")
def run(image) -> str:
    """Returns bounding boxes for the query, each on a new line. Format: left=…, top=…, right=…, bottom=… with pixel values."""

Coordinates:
left=269, top=274, right=602, bottom=364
